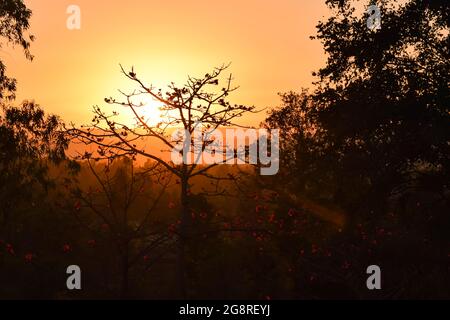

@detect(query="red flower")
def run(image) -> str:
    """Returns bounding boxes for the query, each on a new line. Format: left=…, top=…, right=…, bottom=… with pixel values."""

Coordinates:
left=255, top=205, right=263, bottom=213
left=63, top=244, right=72, bottom=253
left=73, top=201, right=81, bottom=211
left=87, top=240, right=96, bottom=247
left=24, top=253, right=34, bottom=263
left=143, top=255, right=150, bottom=262
left=168, top=202, right=176, bottom=209
left=6, top=244, right=14, bottom=255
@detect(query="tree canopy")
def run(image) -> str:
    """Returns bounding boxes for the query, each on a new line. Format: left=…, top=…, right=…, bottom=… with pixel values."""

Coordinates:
left=268, top=0, right=449, bottom=222
left=0, top=0, right=34, bottom=100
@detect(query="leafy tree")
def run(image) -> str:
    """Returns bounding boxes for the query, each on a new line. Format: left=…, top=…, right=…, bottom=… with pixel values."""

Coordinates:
left=0, top=0, right=34, bottom=100
left=269, top=0, right=449, bottom=226
left=311, top=0, right=449, bottom=221
left=265, top=0, right=449, bottom=298
left=0, top=102, right=70, bottom=231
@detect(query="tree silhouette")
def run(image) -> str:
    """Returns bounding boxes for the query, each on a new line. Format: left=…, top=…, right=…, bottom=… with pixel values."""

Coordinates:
left=0, top=102, right=72, bottom=242
left=0, top=0, right=34, bottom=100
left=269, top=0, right=449, bottom=224
left=69, top=157, right=172, bottom=298
left=0, top=2, right=80, bottom=293
left=265, top=0, right=449, bottom=297
left=68, top=64, right=259, bottom=297
left=312, top=0, right=449, bottom=223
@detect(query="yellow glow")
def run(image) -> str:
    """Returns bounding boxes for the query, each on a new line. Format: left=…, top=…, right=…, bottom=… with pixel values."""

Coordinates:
left=138, top=96, right=164, bottom=126
left=117, top=95, right=165, bottom=128
left=6, top=0, right=329, bottom=127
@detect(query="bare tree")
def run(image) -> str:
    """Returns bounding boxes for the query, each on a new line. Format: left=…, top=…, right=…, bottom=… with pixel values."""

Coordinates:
left=68, top=64, right=259, bottom=297
left=69, top=157, right=172, bottom=298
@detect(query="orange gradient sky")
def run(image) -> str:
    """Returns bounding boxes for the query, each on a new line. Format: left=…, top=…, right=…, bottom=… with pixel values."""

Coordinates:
left=4, top=0, right=330, bottom=126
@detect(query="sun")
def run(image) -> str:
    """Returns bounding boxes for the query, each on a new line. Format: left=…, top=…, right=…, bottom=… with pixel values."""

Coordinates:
left=130, top=95, right=165, bottom=127
left=111, top=92, right=174, bottom=129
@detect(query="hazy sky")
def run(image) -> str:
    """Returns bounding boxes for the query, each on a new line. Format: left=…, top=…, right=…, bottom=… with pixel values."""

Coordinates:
left=4, top=0, right=331, bottom=126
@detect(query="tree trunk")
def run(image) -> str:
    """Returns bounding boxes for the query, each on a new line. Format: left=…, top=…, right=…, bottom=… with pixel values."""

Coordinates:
left=120, top=242, right=129, bottom=299
left=176, top=174, right=190, bottom=299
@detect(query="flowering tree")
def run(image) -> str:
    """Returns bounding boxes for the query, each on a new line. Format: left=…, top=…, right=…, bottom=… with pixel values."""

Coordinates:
left=68, top=64, right=259, bottom=297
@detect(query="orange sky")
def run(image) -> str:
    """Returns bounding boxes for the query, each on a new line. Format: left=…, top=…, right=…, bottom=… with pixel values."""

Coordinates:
left=4, top=0, right=330, bottom=126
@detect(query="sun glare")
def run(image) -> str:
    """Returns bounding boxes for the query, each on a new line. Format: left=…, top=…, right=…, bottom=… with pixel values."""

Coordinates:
left=125, top=95, right=165, bottom=128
